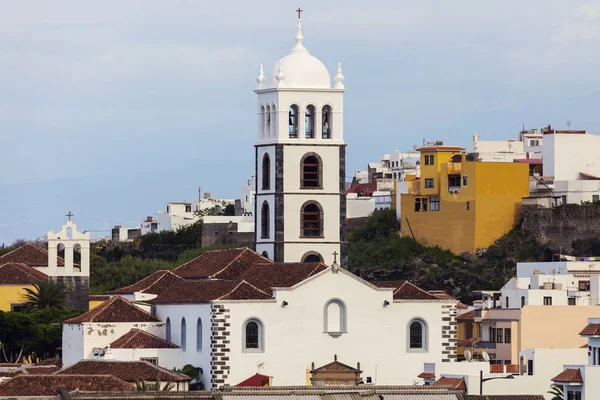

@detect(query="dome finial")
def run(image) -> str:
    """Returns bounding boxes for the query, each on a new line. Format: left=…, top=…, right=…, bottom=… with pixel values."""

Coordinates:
left=334, top=62, right=345, bottom=89
left=276, top=62, right=286, bottom=88
left=293, top=8, right=307, bottom=52
left=257, top=63, right=266, bottom=89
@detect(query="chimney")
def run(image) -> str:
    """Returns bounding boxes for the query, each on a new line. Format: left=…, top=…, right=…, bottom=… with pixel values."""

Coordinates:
left=146, top=216, right=153, bottom=222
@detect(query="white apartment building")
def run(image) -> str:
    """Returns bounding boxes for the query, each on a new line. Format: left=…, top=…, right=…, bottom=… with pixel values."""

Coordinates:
left=354, top=150, right=420, bottom=184
left=472, top=129, right=543, bottom=162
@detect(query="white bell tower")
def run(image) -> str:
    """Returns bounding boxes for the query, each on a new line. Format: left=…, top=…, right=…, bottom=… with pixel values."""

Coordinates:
left=254, top=11, right=348, bottom=268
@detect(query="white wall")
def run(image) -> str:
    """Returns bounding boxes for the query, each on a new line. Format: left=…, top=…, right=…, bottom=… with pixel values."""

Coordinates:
left=221, top=269, right=450, bottom=388
left=155, top=304, right=212, bottom=389
left=544, top=133, right=600, bottom=181
left=62, top=324, right=85, bottom=368
left=106, top=348, right=184, bottom=370
left=347, top=194, right=375, bottom=219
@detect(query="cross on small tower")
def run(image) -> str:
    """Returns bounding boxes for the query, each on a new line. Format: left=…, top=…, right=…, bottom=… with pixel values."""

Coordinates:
left=332, top=251, right=338, bottom=264
left=296, top=7, right=303, bottom=19
left=66, top=211, right=74, bottom=221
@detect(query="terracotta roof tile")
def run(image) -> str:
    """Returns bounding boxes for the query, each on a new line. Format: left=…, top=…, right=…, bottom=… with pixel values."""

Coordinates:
left=457, top=310, right=475, bottom=321
left=417, top=372, right=435, bottom=379
left=0, top=243, right=65, bottom=267
left=552, top=368, right=583, bottom=383
left=347, top=183, right=377, bottom=196
left=173, top=248, right=272, bottom=280
left=0, top=370, right=23, bottom=378
left=428, top=290, right=456, bottom=300
left=239, top=262, right=328, bottom=293
left=432, top=377, right=467, bottom=390
left=371, top=280, right=439, bottom=300
left=89, top=295, right=111, bottom=302
left=57, top=360, right=190, bottom=382
left=22, top=365, right=61, bottom=374
left=456, top=303, right=469, bottom=309
left=236, top=373, right=272, bottom=387
left=110, top=329, right=179, bottom=349
left=0, top=374, right=133, bottom=396
left=0, top=262, right=48, bottom=285
left=64, top=296, right=161, bottom=323
left=148, top=280, right=240, bottom=304
left=111, top=270, right=182, bottom=295
left=218, top=281, right=272, bottom=300
left=580, top=323, right=600, bottom=336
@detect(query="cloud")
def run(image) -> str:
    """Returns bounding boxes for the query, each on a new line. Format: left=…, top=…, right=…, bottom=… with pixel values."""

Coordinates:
left=551, top=3, right=600, bottom=46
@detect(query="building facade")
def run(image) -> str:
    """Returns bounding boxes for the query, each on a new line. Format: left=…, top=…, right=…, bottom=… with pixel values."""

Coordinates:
left=253, top=16, right=347, bottom=267
left=400, top=145, right=530, bottom=254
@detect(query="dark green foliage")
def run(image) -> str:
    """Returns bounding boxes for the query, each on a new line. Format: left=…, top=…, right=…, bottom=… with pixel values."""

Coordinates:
left=174, top=364, right=204, bottom=390
left=139, top=222, right=204, bottom=261
left=223, top=204, right=236, bottom=216
left=349, top=210, right=550, bottom=303
left=572, top=237, right=600, bottom=257
left=547, top=384, right=564, bottom=400
left=22, top=281, right=67, bottom=312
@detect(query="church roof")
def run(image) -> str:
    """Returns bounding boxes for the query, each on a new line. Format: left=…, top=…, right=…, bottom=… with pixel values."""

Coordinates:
left=0, top=243, right=65, bottom=267
left=371, top=281, right=441, bottom=300
left=57, top=360, right=190, bottom=383
left=0, top=374, right=134, bottom=396
left=111, top=270, right=183, bottom=295
left=110, top=329, right=179, bottom=349
left=64, top=296, right=161, bottom=324
left=172, top=247, right=271, bottom=280
left=0, top=262, right=48, bottom=285
left=147, top=280, right=272, bottom=304
left=239, top=262, right=328, bottom=292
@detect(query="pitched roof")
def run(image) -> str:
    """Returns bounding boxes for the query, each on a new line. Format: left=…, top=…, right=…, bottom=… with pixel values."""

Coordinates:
left=172, top=248, right=272, bottom=280
left=148, top=280, right=240, bottom=304
left=236, top=373, right=272, bottom=387
left=346, top=182, right=377, bottom=196
left=580, top=323, right=600, bottom=336
left=552, top=368, right=583, bottom=383
left=0, top=374, right=133, bottom=396
left=110, top=329, right=179, bottom=349
left=57, top=360, right=191, bottom=382
left=239, top=262, right=328, bottom=293
left=457, top=310, right=475, bottom=321
left=64, top=296, right=161, bottom=324
left=417, top=372, right=435, bottom=379
left=428, top=290, right=456, bottom=300
left=111, top=270, right=183, bottom=295
left=89, top=295, right=111, bottom=302
left=22, top=365, right=61, bottom=374
left=432, top=377, right=467, bottom=390
left=0, top=242, right=65, bottom=267
left=0, top=262, right=48, bottom=285
left=371, top=280, right=440, bottom=300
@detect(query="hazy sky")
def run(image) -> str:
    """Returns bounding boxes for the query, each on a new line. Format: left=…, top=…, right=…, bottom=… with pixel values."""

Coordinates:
left=2, top=1, right=600, bottom=244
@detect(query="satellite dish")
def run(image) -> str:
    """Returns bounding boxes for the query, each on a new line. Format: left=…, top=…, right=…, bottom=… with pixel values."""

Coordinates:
left=464, top=350, right=472, bottom=362
left=482, top=351, right=491, bottom=362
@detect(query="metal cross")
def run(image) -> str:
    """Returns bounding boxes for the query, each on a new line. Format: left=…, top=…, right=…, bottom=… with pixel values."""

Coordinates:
left=332, top=251, right=338, bottom=263
left=296, top=7, right=303, bottom=19
left=66, top=211, right=74, bottom=221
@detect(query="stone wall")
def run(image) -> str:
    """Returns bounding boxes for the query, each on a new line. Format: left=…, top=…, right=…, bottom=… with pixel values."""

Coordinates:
left=51, top=276, right=89, bottom=310
left=521, top=203, right=600, bottom=252
left=201, top=223, right=254, bottom=249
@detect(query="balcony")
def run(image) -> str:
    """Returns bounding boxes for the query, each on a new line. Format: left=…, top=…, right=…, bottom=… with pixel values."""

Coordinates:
left=476, top=341, right=497, bottom=350
left=447, top=162, right=462, bottom=174
left=448, top=186, right=461, bottom=193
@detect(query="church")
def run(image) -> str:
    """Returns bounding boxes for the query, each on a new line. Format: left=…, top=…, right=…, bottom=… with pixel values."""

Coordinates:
left=61, top=12, right=458, bottom=390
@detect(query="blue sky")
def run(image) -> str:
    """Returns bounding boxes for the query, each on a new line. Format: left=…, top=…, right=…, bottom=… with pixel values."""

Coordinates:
left=2, top=0, right=600, bottom=244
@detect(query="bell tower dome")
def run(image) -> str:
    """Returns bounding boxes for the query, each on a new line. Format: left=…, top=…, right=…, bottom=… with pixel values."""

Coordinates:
left=253, top=11, right=348, bottom=268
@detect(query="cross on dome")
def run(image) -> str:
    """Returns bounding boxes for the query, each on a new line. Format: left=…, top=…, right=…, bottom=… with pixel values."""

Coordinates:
left=296, top=7, right=303, bottom=19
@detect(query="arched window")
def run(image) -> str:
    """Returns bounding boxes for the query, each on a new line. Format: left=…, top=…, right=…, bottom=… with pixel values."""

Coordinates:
left=261, top=251, right=269, bottom=259
left=302, top=251, right=323, bottom=263
left=261, top=201, right=270, bottom=239
left=181, top=318, right=187, bottom=351
left=289, top=105, right=299, bottom=138
left=301, top=201, right=323, bottom=238
left=301, top=153, right=322, bottom=188
left=305, top=105, right=315, bottom=138
left=265, top=105, right=271, bottom=138
left=407, top=318, right=428, bottom=352
left=166, top=317, right=171, bottom=342
left=261, top=154, right=270, bottom=190
left=196, top=318, right=202, bottom=352
left=243, top=318, right=264, bottom=352
left=322, top=105, right=332, bottom=139
left=259, top=105, right=265, bottom=138
left=323, top=299, right=346, bottom=336
left=270, top=104, right=277, bottom=138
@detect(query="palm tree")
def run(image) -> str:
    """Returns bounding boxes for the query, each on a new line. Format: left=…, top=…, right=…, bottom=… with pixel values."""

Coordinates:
left=547, top=384, right=564, bottom=400
left=22, top=281, right=67, bottom=312
left=135, top=379, right=174, bottom=391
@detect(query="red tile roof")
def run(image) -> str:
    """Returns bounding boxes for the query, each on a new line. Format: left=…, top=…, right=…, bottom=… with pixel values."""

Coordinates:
left=428, top=290, right=456, bottom=300
left=0, top=243, right=65, bottom=267
left=239, top=262, right=328, bottom=293
left=89, top=295, right=111, bottom=302
left=432, top=376, right=467, bottom=390
left=371, top=280, right=440, bottom=300
left=457, top=310, right=475, bottom=321
left=236, top=373, right=272, bottom=387
left=456, top=303, right=469, bottom=309
left=111, top=270, right=183, bottom=295
left=147, top=280, right=240, bottom=304
left=218, top=281, right=272, bottom=300
left=22, top=365, right=61, bottom=374
left=64, top=296, right=161, bottom=324
left=110, top=329, right=179, bottom=349
left=552, top=368, right=583, bottom=383
left=346, top=183, right=377, bottom=197
left=580, top=323, right=600, bottom=336
left=173, top=248, right=271, bottom=280
left=0, top=374, right=133, bottom=396
left=57, top=360, right=190, bottom=382
left=0, top=262, right=48, bottom=285
left=417, top=372, right=435, bottom=379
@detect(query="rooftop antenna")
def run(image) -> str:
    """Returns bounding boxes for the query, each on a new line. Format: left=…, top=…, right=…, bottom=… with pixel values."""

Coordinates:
left=567, top=120, right=572, bottom=129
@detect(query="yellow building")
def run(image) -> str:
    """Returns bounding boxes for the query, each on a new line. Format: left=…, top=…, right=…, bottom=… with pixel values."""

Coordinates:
left=0, top=262, right=48, bottom=312
left=89, top=295, right=111, bottom=310
left=400, top=145, right=530, bottom=254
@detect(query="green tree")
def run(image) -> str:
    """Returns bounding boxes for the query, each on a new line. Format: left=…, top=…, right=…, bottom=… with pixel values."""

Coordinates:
left=135, top=379, right=175, bottom=391
left=174, top=364, right=204, bottom=390
left=547, top=384, right=564, bottom=400
left=0, top=311, right=42, bottom=363
left=22, top=281, right=67, bottom=312
left=223, top=204, right=236, bottom=216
